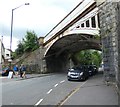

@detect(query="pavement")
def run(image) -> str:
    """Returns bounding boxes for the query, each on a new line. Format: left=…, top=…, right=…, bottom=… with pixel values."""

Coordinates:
left=0, top=73, right=53, bottom=83
left=62, top=73, right=118, bottom=105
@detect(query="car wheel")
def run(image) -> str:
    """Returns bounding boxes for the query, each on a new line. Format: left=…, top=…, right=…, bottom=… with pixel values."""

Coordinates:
left=67, top=78, right=70, bottom=81
left=82, top=76, right=86, bottom=81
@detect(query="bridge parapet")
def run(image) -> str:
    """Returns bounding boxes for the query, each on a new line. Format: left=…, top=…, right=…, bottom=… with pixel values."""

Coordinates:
left=44, top=0, right=96, bottom=44
left=68, top=7, right=99, bottom=31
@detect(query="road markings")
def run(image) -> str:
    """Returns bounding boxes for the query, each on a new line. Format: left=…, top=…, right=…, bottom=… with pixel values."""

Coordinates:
left=35, top=80, right=65, bottom=106
left=35, top=98, right=43, bottom=106
left=60, top=80, right=65, bottom=83
left=47, top=89, right=53, bottom=94
left=54, top=83, right=58, bottom=87
left=57, top=81, right=87, bottom=106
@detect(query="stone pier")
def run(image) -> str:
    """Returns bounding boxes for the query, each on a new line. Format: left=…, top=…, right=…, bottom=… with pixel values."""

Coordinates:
left=96, top=0, right=120, bottom=105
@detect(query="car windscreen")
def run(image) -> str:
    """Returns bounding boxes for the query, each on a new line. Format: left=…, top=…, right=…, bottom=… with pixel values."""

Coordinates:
left=71, top=67, right=83, bottom=72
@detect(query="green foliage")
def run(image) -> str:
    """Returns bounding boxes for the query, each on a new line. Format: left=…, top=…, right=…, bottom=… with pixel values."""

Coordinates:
left=23, top=31, right=39, bottom=52
left=12, top=52, right=17, bottom=59
left=73, top=49, right=102, bottom=67
left=13, top=31, right=39, bottom=58
left=16, top=41, right=24, bottom=55
left=91, top=51, right=102, bottom=67
left=94, top=34, right=100, bottom=40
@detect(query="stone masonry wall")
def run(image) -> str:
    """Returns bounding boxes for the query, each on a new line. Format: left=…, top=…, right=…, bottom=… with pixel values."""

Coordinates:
left=117, top=1, right=120, bottom=105
left=98, top=1, right=118, bottom=82
left=98, top=1, right=120, bottom=105
left=23, top=47, right=47, bottom=73
left=14, top=47, right=47, bottom=74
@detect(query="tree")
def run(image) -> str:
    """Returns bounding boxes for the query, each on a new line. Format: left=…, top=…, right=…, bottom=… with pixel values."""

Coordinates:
left=16, top=41, right=24, bottom=55
left=12, top=41, right=24, bottom=58
left=73, top=49, right=102, bottom=67
left=91, top=51, right=102, bottom=66
left=23, top=31, right=39, bottom=52
left=13, top=31, right=39, bottom=59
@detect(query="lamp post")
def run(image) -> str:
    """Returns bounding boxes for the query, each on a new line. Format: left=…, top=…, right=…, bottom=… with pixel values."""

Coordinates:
left=10, top=3, right=30, bottom=53
left=9, top=3, right=29, bottom=67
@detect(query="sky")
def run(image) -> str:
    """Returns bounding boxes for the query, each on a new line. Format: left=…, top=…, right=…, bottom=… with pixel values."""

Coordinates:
left=0, top=0, right=81, bottom=51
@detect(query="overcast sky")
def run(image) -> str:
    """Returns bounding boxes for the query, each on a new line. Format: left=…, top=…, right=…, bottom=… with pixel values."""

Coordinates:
left=0, top=0, right=81, bottom=51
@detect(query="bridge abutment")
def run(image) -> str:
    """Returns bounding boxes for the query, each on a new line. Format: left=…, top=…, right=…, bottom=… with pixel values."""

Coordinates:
left=17, top=46, right=48, bottom=74
left=117, top=1, right=120, bottom=105
left=98, top=0, right=118, bottom=82
left=45, top=52, right=70, bottom=73
left=98, top=0, right=120, bottom=104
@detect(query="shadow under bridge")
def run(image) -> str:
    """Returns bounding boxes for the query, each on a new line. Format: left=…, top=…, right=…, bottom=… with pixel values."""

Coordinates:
left=44, top=33, right=101, bottom=73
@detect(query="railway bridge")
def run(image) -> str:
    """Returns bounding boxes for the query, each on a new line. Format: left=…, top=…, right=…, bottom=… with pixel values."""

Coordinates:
left=22, top=0, right=119, bottom=93
left=19, top=0, right=119, bottom=103
left=39, top=0, right=101, bottom=73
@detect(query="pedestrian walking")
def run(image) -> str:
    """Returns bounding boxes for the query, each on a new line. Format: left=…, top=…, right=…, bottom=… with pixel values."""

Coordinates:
left=19, top=64, right=26, bottom=78
left=13, top=65, right=19, bottom=77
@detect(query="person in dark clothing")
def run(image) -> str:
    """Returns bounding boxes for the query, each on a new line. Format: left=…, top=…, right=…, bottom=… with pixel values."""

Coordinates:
left=19, top=64, right=26, bottom=78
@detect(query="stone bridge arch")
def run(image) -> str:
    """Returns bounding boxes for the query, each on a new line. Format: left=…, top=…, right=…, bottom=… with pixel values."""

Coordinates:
left=44, top=31, right=101, bottom=73
left=44, top=28, right=100, bottom=57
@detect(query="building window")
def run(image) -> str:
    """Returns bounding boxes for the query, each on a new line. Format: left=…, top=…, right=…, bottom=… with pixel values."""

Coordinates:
left=97, top=14, right=100, bottom=28
left=81, top=23, right=84, bottom=27
left=76, top=25, right=80, bottom=28
left=6, top=54, right=9, bottom=57
left=86, top=20, right=90, bottom=27
left=91, top=16, right=96, bottom=28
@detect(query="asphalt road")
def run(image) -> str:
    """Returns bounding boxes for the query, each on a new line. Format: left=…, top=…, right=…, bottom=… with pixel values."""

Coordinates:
left=1, top=73, right=118, bottom=106
left=1, top=73, right=86, bottom=105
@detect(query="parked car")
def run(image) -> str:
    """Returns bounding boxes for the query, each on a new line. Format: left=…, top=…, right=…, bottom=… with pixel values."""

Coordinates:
left=67, top=66, right=89, bottom=81
left=98, top=64, right=104, bottom=72
left=86, top=65, right=98, bottom=76
left=92, top=65, right=98, bottom=75
left=2, top=67, right=10, bottom=76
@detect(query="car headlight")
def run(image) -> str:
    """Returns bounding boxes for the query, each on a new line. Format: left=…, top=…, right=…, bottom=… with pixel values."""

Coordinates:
left=68, top=72, right=71, bottom=76
left=80, top=72, right=83, bottom=76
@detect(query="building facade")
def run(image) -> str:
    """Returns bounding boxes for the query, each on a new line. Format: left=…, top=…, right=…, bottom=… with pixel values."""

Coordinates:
left=4, top=49, right=11, bottom=60
left=0, top=39, right=5, bottom=69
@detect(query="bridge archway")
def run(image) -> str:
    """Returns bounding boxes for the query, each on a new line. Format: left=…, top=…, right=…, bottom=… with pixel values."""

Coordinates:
left=44, top=33, right=101, bottom=73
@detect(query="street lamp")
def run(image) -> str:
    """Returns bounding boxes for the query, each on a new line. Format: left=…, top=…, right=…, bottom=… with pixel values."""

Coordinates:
left=9, top=3, right=29, bottom=67
left=10, top=3, right=30, bottom=56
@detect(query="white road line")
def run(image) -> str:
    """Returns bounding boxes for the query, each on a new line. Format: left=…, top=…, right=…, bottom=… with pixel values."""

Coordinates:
left=60, top=80, right=65, bottom=83
left=35, top=98, right=43, bottom=106
left=47, top=89, right=53, bottom=94
left=54, top=83, right=58, bottom=87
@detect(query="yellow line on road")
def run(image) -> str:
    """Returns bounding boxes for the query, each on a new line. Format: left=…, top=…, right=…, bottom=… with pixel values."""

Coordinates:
left=56, top=81, right=87, bottom=107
